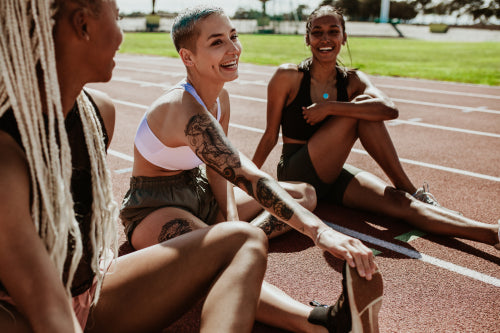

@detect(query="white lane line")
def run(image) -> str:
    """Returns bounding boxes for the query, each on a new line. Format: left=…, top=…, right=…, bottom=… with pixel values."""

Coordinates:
left=108, top=97, right=499, bottom=182
left=111, top=76, right=500, bottom=116
left=389, top=119, right=500, bottom=138
left=325, top=221, right=500, bottom=288
left=378, top=84, right=500, bottom=100
left=116, top=62, right=272, bottom=76
left=115, top=167, right=133, bottom=174
left=116, top=62, right=500, bottom=102
left=106, top=143, right=500, bottom=287
left=351, top=148, right=500, bottom=182
left=108, top=149, right=134, bottom=162
left=392, top=98, right=500, bottom=115
left=112, top=99, right=148, bottom=110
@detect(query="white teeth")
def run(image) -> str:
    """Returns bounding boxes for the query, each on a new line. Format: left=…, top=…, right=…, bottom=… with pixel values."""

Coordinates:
left=319, top=47, right=333, bottom=51
left=221, top=60, right=237, bottom=67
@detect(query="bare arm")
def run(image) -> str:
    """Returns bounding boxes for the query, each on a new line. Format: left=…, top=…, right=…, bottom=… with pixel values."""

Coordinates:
left=185, top=113, right=376, bottom=279
left=302, top=70, right=399, bottom=125
left=252, top=66, right=294, bottom=169
left=85, top=88, right=116, bottom=148
left=205, top=90, right=240, bottom=221
left=0, top=133, right=82, bottom=333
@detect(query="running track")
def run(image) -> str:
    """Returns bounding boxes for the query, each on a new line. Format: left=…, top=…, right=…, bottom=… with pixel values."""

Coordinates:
left=87, top=54, right=500, bottom=333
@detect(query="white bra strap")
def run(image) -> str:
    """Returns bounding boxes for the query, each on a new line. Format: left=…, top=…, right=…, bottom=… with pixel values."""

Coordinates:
left=180, top=81, right=221, bottom=121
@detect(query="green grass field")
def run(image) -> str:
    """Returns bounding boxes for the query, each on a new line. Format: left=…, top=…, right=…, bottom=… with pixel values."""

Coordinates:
left=120, top=33, right=500, bottom=86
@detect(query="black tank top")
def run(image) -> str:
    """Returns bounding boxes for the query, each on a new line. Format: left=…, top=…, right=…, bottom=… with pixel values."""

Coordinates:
left=0, top=92, right=108, bottom=296
left=281, top=67, right=349, bottom=141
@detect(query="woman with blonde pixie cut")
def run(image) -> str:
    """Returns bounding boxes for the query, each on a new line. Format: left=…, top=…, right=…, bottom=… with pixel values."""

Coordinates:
left=0, top=1, right=268, bottom=332
left=122, top=5, right=383, bottom=333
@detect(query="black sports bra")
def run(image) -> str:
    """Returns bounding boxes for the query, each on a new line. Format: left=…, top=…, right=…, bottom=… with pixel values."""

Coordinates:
left=0, top=91, right=108, bottom=296
left=281, top=67, right=349, bottom=141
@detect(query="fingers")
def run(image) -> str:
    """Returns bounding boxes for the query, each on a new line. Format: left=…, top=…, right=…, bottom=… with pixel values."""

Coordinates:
left=349, top=241, right=375, bottom=280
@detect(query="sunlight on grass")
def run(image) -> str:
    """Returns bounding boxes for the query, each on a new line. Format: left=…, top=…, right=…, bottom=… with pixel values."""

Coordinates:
left=119, top=33, right=500, bottom=86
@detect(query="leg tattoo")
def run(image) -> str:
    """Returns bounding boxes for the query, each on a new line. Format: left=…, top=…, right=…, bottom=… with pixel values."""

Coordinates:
left=158, top=218, right=193, bottom=243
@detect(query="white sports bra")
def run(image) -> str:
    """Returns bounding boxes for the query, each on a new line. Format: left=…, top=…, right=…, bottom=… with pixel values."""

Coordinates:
left=135, top=81, right=221, bottom=170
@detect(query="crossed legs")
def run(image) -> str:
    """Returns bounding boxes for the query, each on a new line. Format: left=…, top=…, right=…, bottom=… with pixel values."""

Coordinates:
left=87, top=222, right=268, bottom=333
left=130, top=195, right=328, bottom=333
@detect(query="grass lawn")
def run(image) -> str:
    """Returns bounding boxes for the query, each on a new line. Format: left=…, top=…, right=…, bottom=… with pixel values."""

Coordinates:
left=120, top=32, right=500, bottom=86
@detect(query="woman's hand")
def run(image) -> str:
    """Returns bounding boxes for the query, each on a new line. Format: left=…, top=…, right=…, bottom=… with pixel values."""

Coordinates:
left=316, top=228, right=377, bottom=280
left=302, top=103, right=329, bottom=125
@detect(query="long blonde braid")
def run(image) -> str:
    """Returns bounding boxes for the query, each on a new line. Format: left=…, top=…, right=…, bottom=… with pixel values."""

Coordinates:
left=0, top=0, right=117, bottom=301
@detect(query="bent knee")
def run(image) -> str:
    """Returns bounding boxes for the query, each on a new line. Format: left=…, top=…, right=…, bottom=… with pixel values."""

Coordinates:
left=301, top=182, right=317, bottom=211
left=281, top=181, right=317, bottom=211
left=213, top=222, right=268, bottom=253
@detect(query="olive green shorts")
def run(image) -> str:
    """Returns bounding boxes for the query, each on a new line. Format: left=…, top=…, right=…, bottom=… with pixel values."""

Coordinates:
left=277, top=144, right=362, bottom=204
left=120, top=167, right=219, bottom=248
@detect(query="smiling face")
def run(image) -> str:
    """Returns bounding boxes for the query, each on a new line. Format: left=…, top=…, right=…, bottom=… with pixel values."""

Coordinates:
left=180, top=13, right=242, bottom=83
left=85, top=0, right=123, bottom=82
left=305, top=11, right=346, bottom=64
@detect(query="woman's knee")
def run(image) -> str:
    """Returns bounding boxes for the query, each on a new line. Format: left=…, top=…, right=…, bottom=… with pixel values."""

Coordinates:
left=280, top=181, right=317, bottom=211
left=212, top=222, right=268, bottom=257
left=300, top=182, right=317, bottom=211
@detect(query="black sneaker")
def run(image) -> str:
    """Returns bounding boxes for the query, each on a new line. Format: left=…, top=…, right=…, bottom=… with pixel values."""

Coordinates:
left=308, top=262, right=383, bottom=332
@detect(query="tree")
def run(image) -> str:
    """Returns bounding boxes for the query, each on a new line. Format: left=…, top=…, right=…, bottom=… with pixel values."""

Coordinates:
left=152, top=0, right=156, bottom=14
left=259, top=0, right=271, bottom=17
left=390, top=1, right=418, bottom=21
left=444, top=0, right=500, bottom=20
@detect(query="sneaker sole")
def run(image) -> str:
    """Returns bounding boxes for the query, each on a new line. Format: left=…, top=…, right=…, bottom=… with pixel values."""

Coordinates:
left=345, top=263, right=384, bottom=333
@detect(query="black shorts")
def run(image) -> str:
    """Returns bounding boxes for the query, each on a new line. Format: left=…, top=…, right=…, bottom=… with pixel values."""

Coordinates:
left=120, top=167, right=219, bottom=247
left=277, top=143, right=362, bottom=204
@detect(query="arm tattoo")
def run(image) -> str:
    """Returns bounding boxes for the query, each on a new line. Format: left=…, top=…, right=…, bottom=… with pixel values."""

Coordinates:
left=256, top=178, right=294, bottom=221
left=185, top=114, right=240, bottom=173
left=185, top=114, right=254, bottom=195
left=257, top=214, right=288, bottom=236
left=158, top=218, right=193, bottom=243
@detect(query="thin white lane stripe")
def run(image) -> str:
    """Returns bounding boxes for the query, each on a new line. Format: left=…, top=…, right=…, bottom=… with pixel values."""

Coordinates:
left=392, top=98, right=500, bottom=115
left=325, top=221, right=500, bottom=288
left=378, top=84, right=500, bottom=100
left=108, top=100, right=499, bottom=182
left=111, top=76, right=500, bottom=116
left=108, top=149, right=134, bottom=162
left=116, top=57, right=500, bottom=99
left=351, top=148, right=500, bottom=182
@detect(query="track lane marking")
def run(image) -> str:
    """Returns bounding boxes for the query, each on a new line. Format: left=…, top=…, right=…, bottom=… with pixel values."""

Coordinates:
left=325, top=221, right=500, bottom=288
left=115, top=61, right=500, bottom=100
left=106, top=149, right=499, bottom=287
left=109, top=99, right=499, bottom=182
left=111, top=76, right=500, bottom=115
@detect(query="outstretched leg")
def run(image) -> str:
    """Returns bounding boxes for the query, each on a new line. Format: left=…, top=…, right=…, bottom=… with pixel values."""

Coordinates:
left=86, top=222, right=268, bottom=333
left=342, top=171, right=499, bottom=245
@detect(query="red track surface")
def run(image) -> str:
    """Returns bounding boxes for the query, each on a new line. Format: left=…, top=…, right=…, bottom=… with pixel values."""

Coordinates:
left=88, top=54, right=500, bottom=333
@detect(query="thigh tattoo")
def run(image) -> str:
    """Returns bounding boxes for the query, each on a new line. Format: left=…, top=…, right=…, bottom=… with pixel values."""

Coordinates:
left=158, top=218, right=193, bottom=243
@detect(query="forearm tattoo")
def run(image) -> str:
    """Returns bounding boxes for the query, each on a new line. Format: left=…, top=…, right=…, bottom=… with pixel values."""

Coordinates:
left=158, top=218, right=193, bottom=243
left=256, top=214, right=289, bottom=236
left=185, top=114, right=253, bottom=195
left=256, top=178, right=294, bottom=221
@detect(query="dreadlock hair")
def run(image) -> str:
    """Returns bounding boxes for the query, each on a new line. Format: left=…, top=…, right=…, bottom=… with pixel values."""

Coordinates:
left=0, top=0, right=117, bottom=303
left=171, top=5, right=225, bottom=53
left=299, top=5, right=352, bottom=77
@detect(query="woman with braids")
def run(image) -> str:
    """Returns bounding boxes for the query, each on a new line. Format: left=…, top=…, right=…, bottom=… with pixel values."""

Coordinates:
left=121, top=5, right=383, bottom=333
left=0, top=1, right=271, bottom=332
left=252, top=5, right=500, bottom=250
